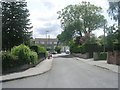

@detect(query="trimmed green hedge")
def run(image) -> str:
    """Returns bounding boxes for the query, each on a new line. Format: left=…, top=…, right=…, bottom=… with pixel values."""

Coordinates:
left=29, top=51, right=38, bottom=64
left=11, top=44, right=32, bottom=64
left=69, top=41, right=86, bottom=54
left=30, top=45, right=47, bottom=58
left=98, top=52, right=107, bottom=60
left=30, top=45, right=46, bottom=53
left=2, top=44, right=39, bottom=70
left=2, top=52, right=18, bottom=70
left=30, top=45, right=38, bottom=54
left=94, top=52, right=107, bottom=60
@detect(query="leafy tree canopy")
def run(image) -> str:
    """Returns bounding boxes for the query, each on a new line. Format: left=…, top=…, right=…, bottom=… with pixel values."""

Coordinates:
left=2, top=1, right=33, bottom=50
left=57, top=1, right=106, bottom=44
left=108, top=1, right=120, bottom=24
left=108, top=1, right=120, bottom=44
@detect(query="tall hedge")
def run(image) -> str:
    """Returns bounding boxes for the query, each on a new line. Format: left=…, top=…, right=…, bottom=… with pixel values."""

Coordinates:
left=30, top=45, right=47, bottom=58
left=55, top=46, right=61, bottom=53
left=11, top=44, right=38, bottom=64
left=2, top=52, right=18, bottom=70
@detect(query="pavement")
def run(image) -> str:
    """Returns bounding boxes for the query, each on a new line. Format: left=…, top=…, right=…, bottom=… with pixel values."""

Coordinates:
left=0, top=58, right=53, bottom=82
left=0, top=53, right=119, bottom=82
left=75, top=57, right=119, bottom=73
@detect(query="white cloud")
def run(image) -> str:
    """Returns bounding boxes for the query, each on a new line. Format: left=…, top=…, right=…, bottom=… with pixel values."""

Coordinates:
left=26, top=0, right=115, bottom=38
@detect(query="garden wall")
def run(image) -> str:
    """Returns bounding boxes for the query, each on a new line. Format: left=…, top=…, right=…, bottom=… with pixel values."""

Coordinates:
left=72, top=53, right=89, bottom=59
left=2, top=57, right=45, bottom=75
left=107, top=51, right=120, bottom=65
left=2, top=52, right=46, bottom=75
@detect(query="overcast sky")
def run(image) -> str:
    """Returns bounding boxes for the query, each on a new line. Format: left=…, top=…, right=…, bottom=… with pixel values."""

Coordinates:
left=26, top=0, right=115, bottom=39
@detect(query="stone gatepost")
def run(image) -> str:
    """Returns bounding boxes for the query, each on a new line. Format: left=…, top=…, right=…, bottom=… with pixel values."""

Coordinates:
left=93, top=52, right=99, bottom=60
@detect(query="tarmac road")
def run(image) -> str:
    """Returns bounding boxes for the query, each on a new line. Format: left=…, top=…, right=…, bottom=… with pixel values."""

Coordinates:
left=2, top=55, right=118, bottom=88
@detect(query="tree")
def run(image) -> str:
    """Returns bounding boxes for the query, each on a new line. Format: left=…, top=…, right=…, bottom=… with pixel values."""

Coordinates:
left=57, top=1, right=106, bottom=44
left=2, top=1, right=33, bottom=50
left=108, top=1, right=120, bottom=44
left=106, top=25, right=118, bottom=49
left=57, top=24, right=75, bottom=44
left=84, top=34, right=97, bottom=44
left=108, top=1, right=120, bottom=25
left=55, top=46, right=61, bottom=53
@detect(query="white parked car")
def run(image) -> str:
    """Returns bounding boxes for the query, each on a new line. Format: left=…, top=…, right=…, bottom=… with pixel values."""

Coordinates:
left=65, top=50, right=70, bottom=54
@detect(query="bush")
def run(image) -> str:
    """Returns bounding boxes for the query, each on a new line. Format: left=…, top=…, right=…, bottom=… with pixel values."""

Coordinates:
left=38, top=46, right=46, bottom=53
left=30, top=45, right=47, bottom=58
left=11, top=44, right=39, bottom=65
left=30, top=45, right=39, bottom=54
left=2, top=44, right=41, bottom=71
left=11, top=44, right=31, bottom=64
left=69, top=41, right=86, bottom=54
left=30, top=45, right=46, bottom=53
left=29, top=51, right=38, bottom=64
left=98, top=52, right=107, bottom=60
left=78, top=45, right=86, bottom=54
left=2, top=52, right=18, bottom=70
left=55, top=46, right=61, bottom=53
left=72, top=45, right=80, bottom=53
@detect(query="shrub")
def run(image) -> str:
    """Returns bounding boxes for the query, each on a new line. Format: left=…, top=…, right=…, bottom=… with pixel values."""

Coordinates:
left=94, top=52, right=107, bottom=60
left=30, top=45, right=47, bottom=58
left=2, top=52, right=18, bottom=70
left=38, top=46, right=46, bottom=53
left=55, top=46, right=61, bottom=53
left=69, top=41, right=86, bottom=54
left=29, top=51, right=38, bottom=64
left=98, top=52, right=107, bottom=60
left=11, top=44, right=32, bottom=64
left=45, top=51, right=48, bottom=57
left=2, top=45, right=40, bottom=71
left=72, top=45, right=80, bottom=53
left=79, top=45, right=86, bottom=54
left=30, top=45, right=46, bottom=53
left=30, top=45, right=39, bottom=54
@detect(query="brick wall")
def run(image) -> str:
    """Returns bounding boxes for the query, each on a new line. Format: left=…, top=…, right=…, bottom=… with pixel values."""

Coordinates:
left=107, top=51, right=120, bottom=65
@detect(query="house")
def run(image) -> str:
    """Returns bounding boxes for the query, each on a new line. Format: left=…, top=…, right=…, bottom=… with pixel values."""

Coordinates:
left=35, top=38, right=58, bottom=51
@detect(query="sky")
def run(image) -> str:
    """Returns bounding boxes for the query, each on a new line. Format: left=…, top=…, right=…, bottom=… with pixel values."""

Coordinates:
left=26, top=0, right=116, bottom=39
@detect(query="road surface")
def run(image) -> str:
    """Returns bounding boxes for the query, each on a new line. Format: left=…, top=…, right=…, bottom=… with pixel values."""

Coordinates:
left=2, top=54, right=118, bottom=88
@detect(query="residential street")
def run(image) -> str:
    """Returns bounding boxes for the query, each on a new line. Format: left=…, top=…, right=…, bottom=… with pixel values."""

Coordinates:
left=2, top=54, right=118, bottom=88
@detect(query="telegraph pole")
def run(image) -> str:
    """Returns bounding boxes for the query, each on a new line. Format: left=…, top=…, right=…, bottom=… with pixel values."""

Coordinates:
left=103, top=20, right=106, bottom=53
left=46, top=30, right=49, bottom=50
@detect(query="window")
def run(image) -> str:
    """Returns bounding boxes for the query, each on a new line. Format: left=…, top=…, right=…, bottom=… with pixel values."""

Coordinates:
left=35, top=41, right=39, bottom=44
left=41, top=41, right=45, bottom=44
left=50, top=42, right=52, bottom=44
left=47, top=41, right=52, bottom=44
left=54, top=42, right=57, bottom=44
